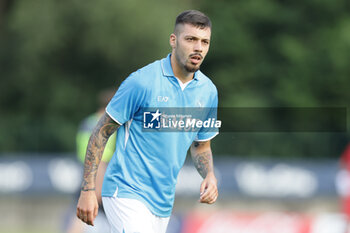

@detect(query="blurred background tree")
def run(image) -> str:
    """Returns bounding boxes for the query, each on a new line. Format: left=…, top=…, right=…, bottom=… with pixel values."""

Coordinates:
left=0, top=0, right=349, bottom=158
left=0, top=0, right=190, bottom=151
left=199, top=0, right=350, bottom=158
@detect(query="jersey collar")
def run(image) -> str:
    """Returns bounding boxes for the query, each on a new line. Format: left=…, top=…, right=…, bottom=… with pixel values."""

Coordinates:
left=161, top=53, right=201, bottom=81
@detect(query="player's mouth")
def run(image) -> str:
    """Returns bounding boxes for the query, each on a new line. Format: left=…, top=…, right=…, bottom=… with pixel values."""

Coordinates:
left=189, top=54, right=202, bottom=65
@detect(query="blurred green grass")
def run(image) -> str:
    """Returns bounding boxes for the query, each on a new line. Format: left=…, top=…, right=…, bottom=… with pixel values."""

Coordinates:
left=0, top=196, right=71, bottom=233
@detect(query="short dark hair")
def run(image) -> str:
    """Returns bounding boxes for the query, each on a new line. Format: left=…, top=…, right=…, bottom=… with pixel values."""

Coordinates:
left=174, top=10, right=211, bottom=33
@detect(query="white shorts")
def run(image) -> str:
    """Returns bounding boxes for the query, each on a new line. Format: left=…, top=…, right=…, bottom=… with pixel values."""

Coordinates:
left=102, top=197, right=170, bottom=233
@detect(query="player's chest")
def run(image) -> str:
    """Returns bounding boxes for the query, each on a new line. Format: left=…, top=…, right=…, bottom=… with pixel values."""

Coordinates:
left=144, top=87, right=207, bottom=108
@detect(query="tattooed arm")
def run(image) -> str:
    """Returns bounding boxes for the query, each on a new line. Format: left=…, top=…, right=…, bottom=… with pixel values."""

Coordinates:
left=190, top=140, right=218, bottom=204
left=76, top=112, right=119, bottom=226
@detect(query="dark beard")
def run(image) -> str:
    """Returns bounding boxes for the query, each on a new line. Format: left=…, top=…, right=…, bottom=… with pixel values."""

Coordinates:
left=184, top=63, right=200, bottom=73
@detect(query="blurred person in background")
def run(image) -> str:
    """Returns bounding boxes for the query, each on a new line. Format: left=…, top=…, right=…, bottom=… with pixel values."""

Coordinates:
left=65, top=89, right=116, bottom=233
left=76, top=10, right=219, bottom=233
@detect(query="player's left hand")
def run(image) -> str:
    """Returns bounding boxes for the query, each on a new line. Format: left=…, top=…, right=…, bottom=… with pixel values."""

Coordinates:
left=199, top=172, right=218, bottom=204
left=76, top=190, right=99, bottom=226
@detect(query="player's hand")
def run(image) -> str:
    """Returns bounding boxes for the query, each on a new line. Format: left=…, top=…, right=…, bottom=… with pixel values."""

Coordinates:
left=76, top=190, right=99, bottom=226
left=199, top=172, right=218, bottom=204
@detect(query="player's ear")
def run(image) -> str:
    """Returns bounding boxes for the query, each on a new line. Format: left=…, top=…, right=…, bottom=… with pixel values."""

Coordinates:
left=170, top=33, right=176, bottom=49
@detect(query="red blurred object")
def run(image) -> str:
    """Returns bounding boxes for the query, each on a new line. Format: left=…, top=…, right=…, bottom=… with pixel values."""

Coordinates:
left=182, top=211, right=311, bottom=233
left=341, top=144, right=350, bottom=172
left=340, top=143, right=350, bottom=218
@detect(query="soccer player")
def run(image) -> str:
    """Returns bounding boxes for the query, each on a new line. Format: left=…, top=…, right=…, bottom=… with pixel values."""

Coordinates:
left=76, top=10, right=219, bottom=233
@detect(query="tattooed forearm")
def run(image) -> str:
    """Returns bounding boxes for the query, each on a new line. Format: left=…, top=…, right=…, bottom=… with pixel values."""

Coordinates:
left=81, top=112, right=119, bottom=191
left=191, top=141, right=214, bottom=178
left=193, top=151, right=213, bottom=178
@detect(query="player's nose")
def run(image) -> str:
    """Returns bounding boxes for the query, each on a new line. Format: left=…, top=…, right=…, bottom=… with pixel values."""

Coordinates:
left=193, top=41, right=203, bottom=52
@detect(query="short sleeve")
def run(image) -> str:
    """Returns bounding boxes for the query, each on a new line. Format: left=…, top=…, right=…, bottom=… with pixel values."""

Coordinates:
left=194, top=90, right=219, bottom=142
left=106, top=72, right=147, bottom=125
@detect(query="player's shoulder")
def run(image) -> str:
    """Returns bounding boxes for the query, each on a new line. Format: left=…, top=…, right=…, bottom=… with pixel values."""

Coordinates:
left=124, top=59, right=162, bottom=89
left=196, top=71, right=218, bottom=95
left=138, top=59, right=162, bottom=74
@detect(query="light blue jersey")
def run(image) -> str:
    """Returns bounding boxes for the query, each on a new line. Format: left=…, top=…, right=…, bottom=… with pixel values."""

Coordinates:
left=102, top=54, right=218, bottom=217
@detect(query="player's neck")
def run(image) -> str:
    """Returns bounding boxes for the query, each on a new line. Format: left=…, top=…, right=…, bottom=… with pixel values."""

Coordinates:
left=171, top=55, right=194, bottom=83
